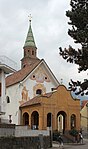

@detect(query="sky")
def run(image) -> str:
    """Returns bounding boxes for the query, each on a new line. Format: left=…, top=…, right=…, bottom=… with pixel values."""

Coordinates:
left=0, top=0, right=88, bottom=99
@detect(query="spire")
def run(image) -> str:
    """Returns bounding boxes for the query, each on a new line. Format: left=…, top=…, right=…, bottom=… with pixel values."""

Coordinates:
left=21, top=15, right=40, bottom=68
left=24, top=15, right=36, bottom=48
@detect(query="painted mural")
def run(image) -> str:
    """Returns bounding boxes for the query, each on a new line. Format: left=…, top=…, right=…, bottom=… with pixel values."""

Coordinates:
left=30, top=67, right=50, bottom=83
left=19, top=86, right=29, bottom=105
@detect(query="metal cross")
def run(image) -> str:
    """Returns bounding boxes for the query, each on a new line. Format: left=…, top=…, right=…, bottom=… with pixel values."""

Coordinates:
left=28, top=14, right=32, bottom=22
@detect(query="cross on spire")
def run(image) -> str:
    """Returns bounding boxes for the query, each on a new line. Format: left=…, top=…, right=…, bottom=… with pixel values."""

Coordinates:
left=28, top=14, right=32, bottom=23
left=60, top=78, right=63, bottom=84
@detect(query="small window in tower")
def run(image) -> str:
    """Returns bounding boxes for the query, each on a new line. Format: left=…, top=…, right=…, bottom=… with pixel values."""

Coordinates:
left=36, top=89, right=42, bottom=95
left=32, top=51, right=34, bottom=55
left=6, top=96, right=10, bottom=103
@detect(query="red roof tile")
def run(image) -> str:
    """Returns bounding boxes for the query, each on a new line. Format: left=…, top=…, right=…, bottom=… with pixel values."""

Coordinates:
left=81, top=100, right=88, bottom=109
left=20, top=92, right=53, bottom=108
left=6, top=60, right=41, bottom=87
left=20, top=96, right=42, bottom=107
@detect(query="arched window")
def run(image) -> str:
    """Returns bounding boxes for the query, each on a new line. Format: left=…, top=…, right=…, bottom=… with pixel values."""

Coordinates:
left=71, top=114, right=76, bottom=129
left=36, top=89, right=42, bottom=95
left=32, top=50, right=34, bottom=55
left=47, top=113, right=52, bottom=127
left=6, top=96, right=10, bottom=103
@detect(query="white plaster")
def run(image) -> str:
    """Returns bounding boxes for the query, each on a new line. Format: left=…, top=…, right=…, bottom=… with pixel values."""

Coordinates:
left=4, top=62, right=59, bottom=125
left=0, top=70, right=5, bottom=112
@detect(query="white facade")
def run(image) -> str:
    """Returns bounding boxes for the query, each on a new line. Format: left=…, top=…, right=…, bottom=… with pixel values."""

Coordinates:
left=0, top=56, right=17, bottom=123
left=4, top=61, right=59, bottom=125
left=0, top=70, right=5, bottom=113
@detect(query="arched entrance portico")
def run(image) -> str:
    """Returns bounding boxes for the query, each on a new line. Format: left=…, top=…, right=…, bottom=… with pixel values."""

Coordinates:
left=57, top=111, right=67, bottom=134
left=20, top=86, right=80, bottom=132
left=31, top=111, right=39, bottom=129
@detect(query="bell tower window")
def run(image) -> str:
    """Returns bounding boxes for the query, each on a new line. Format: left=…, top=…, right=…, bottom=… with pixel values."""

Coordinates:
left=32, top=50, right=34, bottom=55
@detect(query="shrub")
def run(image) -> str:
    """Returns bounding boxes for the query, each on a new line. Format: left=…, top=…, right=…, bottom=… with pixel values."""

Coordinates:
left=69, top=129, right=78, bottom=137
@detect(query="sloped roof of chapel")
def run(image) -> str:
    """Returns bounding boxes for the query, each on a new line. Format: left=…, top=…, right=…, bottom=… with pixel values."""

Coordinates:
left=20, top=92, right=53, bottom=107
left=6, top=60, right=41, bottom=87
left=6, top=59, right=59, bottom=87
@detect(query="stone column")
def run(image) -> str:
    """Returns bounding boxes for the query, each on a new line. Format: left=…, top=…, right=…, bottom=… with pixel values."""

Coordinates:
left=66, top=114, right=70, bottom=131
left=29, top=115, right=31, bottom=129
left=39, top=114, right=43, bottom=130
left=76, top=113, right=81, bottom=130
left=54, top=114, right=57, bottom=130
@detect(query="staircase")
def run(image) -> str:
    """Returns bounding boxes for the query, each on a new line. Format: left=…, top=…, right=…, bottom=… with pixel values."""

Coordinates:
left=62, top=134, right=75, bottom=143
left=53, top=131, right=75, bottom=143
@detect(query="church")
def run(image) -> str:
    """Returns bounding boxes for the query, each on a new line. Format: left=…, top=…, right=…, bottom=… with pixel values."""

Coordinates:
left=3, top=18, right=81, bottom=133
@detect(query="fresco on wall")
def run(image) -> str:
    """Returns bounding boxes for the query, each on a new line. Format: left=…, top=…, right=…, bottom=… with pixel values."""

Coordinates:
left=19, top=86, right=29, bottom=105
left=30, top=67, right=50, bottom=83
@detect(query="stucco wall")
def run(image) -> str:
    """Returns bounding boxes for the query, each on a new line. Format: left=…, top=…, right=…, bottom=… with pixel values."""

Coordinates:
left=21, top=85, right=81, bottom=131
left=4, top=68, right=58, bottom=125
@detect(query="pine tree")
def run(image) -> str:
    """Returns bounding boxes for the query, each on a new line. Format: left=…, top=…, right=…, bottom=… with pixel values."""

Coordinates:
left=59, top=0, right=88, bottom=96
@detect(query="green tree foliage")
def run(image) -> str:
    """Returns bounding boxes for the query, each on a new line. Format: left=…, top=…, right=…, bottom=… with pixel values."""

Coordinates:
left=59, top=0, right=88, bottom=96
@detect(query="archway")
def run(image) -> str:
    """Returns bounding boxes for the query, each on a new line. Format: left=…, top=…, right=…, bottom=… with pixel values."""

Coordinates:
left=70, top=114, right=76, bottom=129
left=31, top=111, right=39, bottom=129
left=47, top=113, right=52, bottom=127
left=23, top=112, right=29, bottom=125
left=57, top=111, right=67, bottom=134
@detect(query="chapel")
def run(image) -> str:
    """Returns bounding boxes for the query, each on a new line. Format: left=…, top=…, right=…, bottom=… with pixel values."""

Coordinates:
left=4, top=18, right=81, bottom=133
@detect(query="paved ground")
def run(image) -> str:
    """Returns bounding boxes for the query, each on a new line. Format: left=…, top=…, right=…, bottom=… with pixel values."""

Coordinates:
left=48, top=139, right=88, bottom=149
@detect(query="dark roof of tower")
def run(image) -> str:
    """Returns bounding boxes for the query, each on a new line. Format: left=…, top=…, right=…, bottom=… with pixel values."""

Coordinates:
left=23, top=21, right=36, bottom=48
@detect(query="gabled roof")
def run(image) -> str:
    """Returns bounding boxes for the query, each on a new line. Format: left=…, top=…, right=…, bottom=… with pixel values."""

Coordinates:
left=6, top=59, right=59, bottom=87
left=6, top=60, right=40, bottom=87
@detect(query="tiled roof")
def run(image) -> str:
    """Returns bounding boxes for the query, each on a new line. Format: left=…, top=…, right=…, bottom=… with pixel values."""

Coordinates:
left=20, top=92, right=53, bottom=108
left=81, top=100, right=88, bottom=109
left=20, top=96, right=42, bottom=107
left=6, top=60, right=41, bottom=87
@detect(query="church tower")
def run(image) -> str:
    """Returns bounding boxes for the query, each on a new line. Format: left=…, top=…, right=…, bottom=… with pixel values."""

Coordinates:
left=21, top=17, right=40, bottom=68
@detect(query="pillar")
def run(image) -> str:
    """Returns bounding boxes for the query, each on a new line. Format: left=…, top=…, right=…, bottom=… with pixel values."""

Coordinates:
left=39, top=114, right=43, bottom=129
